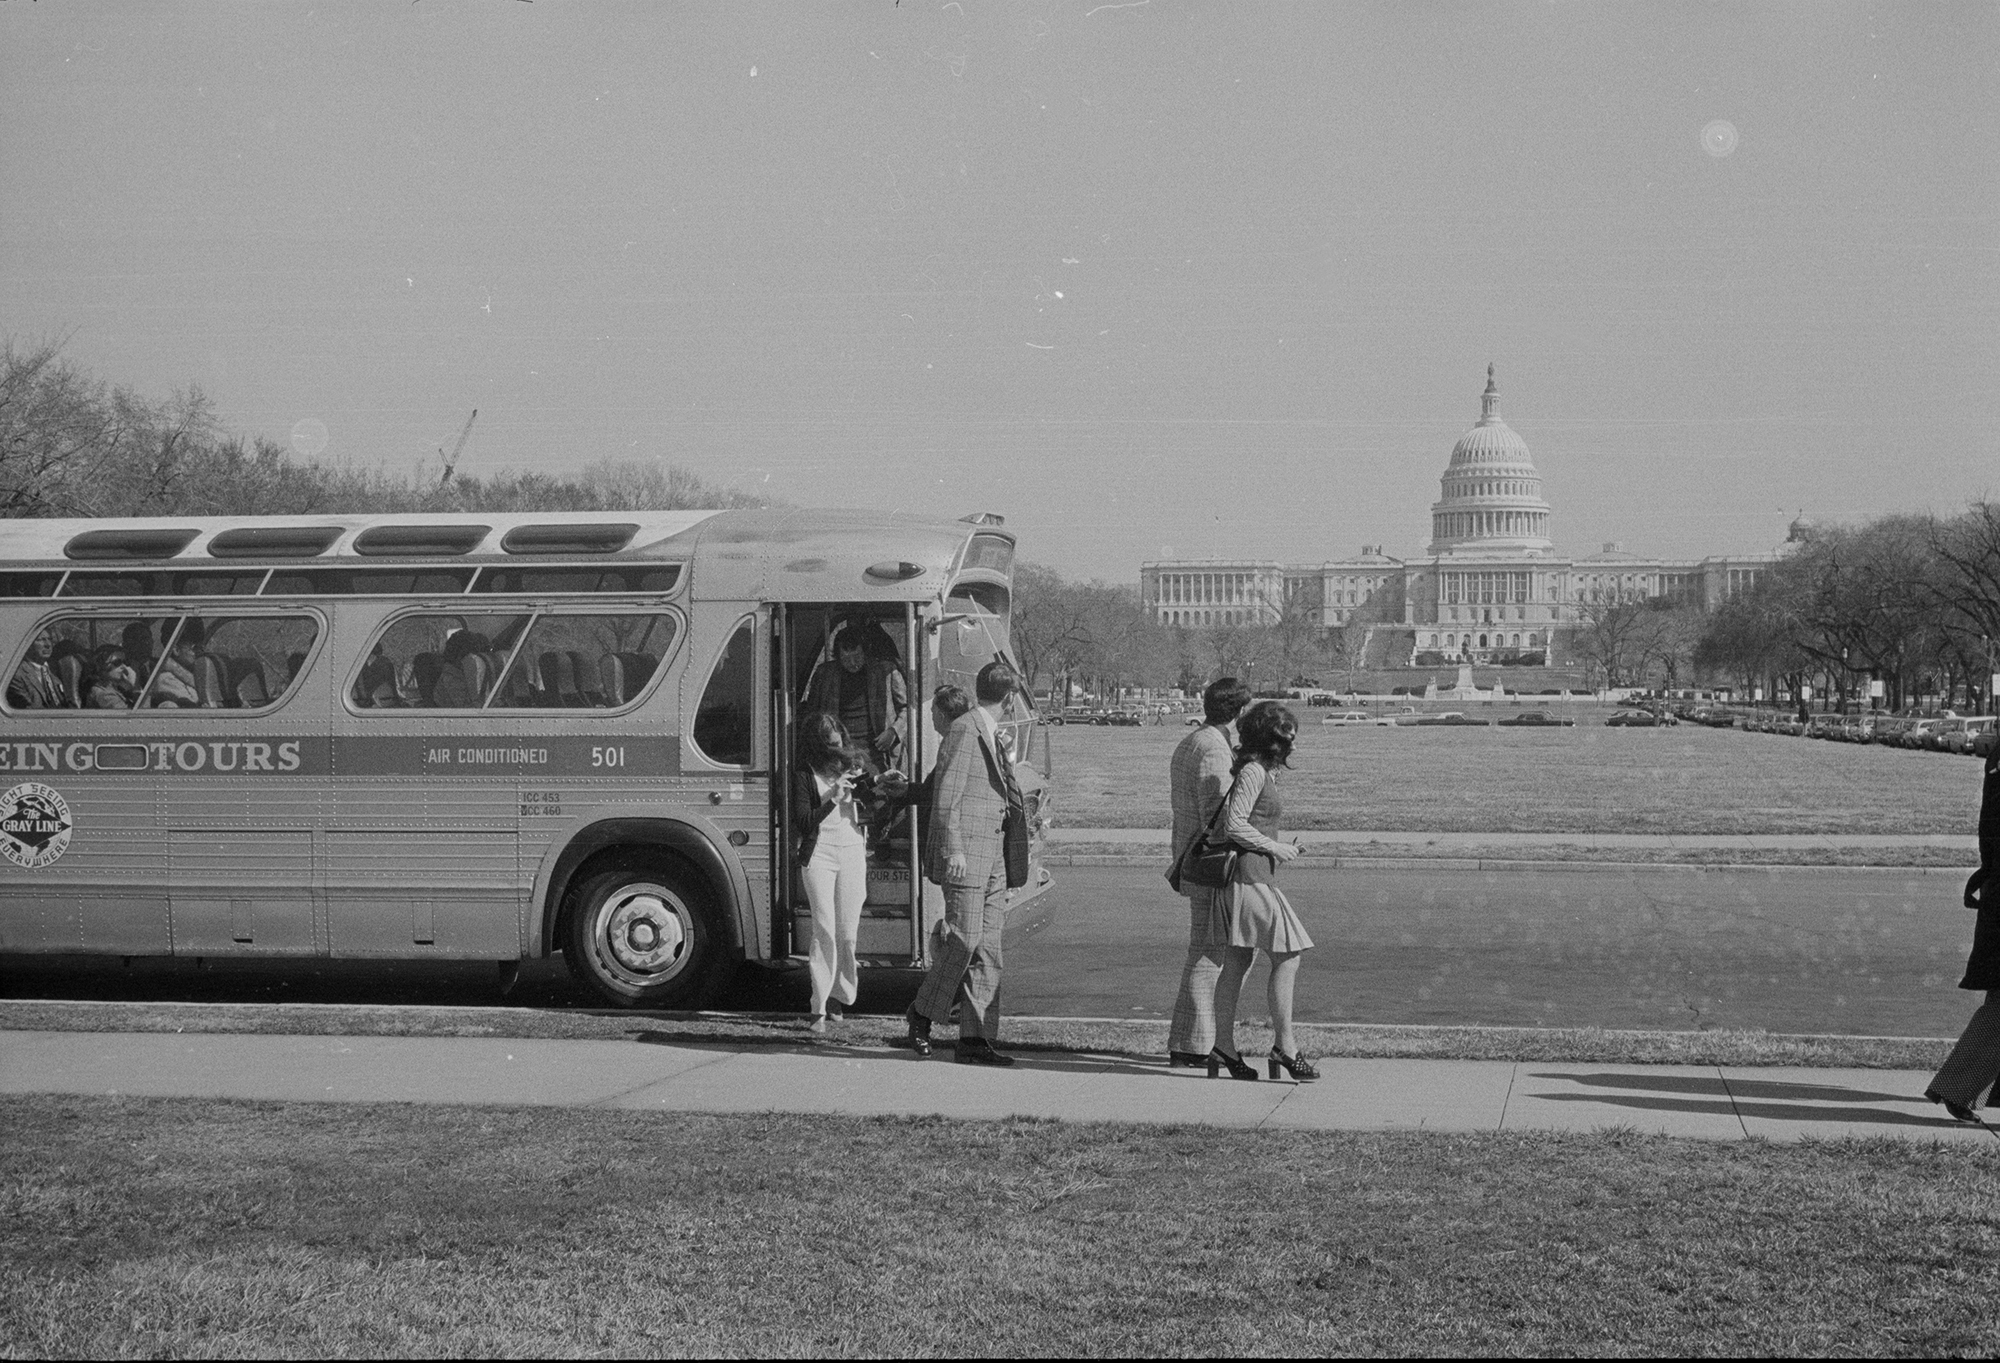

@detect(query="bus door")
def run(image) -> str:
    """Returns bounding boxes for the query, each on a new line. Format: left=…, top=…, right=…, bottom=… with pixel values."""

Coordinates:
left=772, top=602, right=928, bottom=967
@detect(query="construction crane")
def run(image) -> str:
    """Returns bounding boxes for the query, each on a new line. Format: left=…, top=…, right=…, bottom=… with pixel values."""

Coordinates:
left=438, top=409, right=477, bottom=487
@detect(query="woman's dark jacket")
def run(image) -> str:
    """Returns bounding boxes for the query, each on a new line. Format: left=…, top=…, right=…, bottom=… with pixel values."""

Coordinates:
left=790, top=768, right=842, bottom=865
left=1959, top=746, right=2000, bottom=992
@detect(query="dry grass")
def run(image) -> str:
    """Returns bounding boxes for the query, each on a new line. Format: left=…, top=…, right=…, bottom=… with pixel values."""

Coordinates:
left=0, top=1000, right=1954, bottom=1070
left=3, top=1096, right=1997, bottom=1357
left=1048, top=722, right=1980, bottom=834
left=1049, top=842, right=1978, bottom=868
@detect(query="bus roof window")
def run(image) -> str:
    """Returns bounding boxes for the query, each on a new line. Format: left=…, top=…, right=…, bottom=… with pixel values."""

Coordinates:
left=62, top=528, right=200, bottom=560
left=0, top=573, right=62, bottom=598
left=352, top=524, right=490, bottom=557
left=947, top=582, right=1007, bottom=616
left=207, top=526, right=344, bottom=558
left=472, top=565, right=681, bottom=595
left=959, top=534, right=1014, bottom=575
left=499, top=523, right=639, bottom=555
left=266, top=568, right=475, bottom=596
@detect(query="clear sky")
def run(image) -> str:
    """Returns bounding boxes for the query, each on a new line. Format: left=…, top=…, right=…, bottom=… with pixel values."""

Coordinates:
left=3, top=2, right=1993, bottom=580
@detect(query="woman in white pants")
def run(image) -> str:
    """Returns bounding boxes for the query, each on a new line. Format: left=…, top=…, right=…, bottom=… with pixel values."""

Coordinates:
left=793, top=712, right=870, bottom=1032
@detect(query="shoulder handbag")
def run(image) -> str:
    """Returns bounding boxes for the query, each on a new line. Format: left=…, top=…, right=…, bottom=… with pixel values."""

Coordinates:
left=1166, top=772, right=1243, bottom=892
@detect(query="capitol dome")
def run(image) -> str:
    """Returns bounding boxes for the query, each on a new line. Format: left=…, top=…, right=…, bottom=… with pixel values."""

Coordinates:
left=1426, top=365, right=1555, bottom=556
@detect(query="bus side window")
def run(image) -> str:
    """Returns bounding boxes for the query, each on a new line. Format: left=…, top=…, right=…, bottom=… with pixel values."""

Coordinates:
left=483, top=613, right=677, bottom=710
left=6, top=613, right=319, bottom=713
left=691, top=619, right=755, bottom=766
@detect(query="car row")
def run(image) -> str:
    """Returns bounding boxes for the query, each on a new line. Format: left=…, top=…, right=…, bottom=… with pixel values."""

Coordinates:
left=1047, top=706, right=1149, bottom=726
left=1791, top=710, right=1997, bottom=755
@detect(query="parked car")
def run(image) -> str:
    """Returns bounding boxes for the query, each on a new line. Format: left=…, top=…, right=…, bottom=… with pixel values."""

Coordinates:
left=1973, top=723, right=1999, bottom=759
left=1497, top=710, right=1575, bottom=727
left=1954, top=717, right=1997, bottom=755
left=1804, top=715, right=1841, bottom=739
left=1319, top=711, right=1374, bottom=727
left=1375, top=707, right=1423, bottom=727
left=1415, top=711, right=1488, bottom=726
left=1604, top=710, right=1659, bottom=727
left=1926, top=717, right=1967, bottom=752
left=1105, top=709, right=1145, bottom=727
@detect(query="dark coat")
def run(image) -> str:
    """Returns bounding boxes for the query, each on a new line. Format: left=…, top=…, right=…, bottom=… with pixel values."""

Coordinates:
left=1958, top=746, right=2000, bottom=992
left=790, top=768, right=843, bottom=866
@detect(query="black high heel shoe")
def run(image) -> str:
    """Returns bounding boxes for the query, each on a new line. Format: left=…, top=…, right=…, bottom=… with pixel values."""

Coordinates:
left=1169, top=1050, right=1208, bottom=1069
left=1268, top=1048, right=1319, bottom=1082
left=1207, top=1047, right=1259, bottom=1081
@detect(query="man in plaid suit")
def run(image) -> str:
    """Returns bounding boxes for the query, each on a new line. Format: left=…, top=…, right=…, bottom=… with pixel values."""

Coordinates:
left=905, top=659, right=1024, bottom=1065
left=1166, top=677, right=1252, bottom=1066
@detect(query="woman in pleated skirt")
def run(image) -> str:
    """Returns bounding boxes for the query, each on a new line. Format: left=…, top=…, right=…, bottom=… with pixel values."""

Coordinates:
left=1207, top=701, right=1318, bottom=1081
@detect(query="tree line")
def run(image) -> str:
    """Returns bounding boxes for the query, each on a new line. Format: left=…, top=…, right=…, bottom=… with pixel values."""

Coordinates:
left=0, top=340, right=767, bottom=520
left=1011, top=566, right=1363, bottom=701
left=1694, top=506, right=2000, bottom=713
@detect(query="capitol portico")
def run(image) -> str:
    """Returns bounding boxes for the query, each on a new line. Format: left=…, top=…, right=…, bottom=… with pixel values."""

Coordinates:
left=1140, top=367, right=1792, bottom=667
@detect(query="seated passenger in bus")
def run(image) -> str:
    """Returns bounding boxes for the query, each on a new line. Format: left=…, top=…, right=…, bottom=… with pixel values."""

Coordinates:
left=355, top=647, right=404, bottom=708
left=7, top=630, right=69, bottom=709
left=147, top=621, right=205, bottom=708
left=429, top=629, right=491, bottom=708
left=85, top=646, right=140, bottom=710
left=802, top=622, right=909, bottom=772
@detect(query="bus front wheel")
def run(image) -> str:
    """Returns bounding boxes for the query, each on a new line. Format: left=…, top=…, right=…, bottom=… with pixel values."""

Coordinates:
left=564, top=861, right=724, bottom=1009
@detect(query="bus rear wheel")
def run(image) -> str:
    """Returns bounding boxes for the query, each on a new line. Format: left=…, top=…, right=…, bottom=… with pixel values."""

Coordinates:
left=564, top=861, right=723, bottom=1009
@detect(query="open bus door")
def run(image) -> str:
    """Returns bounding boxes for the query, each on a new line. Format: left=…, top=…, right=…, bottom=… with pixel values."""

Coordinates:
left=770, top=602, right=934, bottom=968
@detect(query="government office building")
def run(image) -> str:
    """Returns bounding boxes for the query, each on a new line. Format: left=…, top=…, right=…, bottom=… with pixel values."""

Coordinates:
left=1139, top=368, right=1796, bottom=666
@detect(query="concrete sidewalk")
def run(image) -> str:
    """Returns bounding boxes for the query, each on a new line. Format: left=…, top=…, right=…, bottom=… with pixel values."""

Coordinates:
left=3, top=1028, right=1993, bottom=1144
left=1050, top=828, right=1980, bottom=851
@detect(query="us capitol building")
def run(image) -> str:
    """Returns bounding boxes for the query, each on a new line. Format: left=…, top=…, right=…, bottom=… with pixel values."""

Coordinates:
left=1139, top=366, right=1795, bottom=666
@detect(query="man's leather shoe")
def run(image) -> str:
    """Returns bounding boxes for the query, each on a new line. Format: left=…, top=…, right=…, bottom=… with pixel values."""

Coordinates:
left=902, top=1006, right=933, bottom=1056
left=955, top=1039, right=1015, bottom=1067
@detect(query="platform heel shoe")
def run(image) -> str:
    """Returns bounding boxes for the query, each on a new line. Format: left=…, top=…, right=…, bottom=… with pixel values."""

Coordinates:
left=1268, top=1048, right=1319, bottom=1082
left=1206, top=1048, right=1259, bottom=1081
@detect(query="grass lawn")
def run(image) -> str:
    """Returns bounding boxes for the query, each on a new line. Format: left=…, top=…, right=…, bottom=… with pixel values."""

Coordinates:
left=1047, top=721, right=1981, bottom=835
left=3, top=1096, right=1996, bottom=1357
left=1051, top=842, right=1979, bottom=868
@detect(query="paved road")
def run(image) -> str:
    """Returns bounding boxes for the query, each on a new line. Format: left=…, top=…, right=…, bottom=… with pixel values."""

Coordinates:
left=1009, top=865, right=1981, bottom=1037
left=1, top=865, right=1982, bottom=1037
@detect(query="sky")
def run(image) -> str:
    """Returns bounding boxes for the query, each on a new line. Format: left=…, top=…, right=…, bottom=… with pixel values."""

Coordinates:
left=2, top=1, right=1994, bottom=581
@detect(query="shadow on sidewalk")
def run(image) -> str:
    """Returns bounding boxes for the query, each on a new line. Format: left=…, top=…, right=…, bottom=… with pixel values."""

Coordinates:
left=1528, top=1091, right=1979, bottom=1130
left=629, top=1027, right=1167, bottom=1077
left=1533, top=1071, right=1910, bottom=1104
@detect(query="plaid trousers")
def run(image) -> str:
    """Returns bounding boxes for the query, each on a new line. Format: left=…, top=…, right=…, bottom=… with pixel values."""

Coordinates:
left=913, top=860, right=1008, bottom=1041
left=1928, top=993, right=2000, bottom=1110
left=1167, top=886, right=1226, bottom=1055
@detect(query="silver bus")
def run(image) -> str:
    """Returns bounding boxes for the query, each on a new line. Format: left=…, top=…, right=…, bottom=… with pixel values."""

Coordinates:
left=0, top=510, right=1054, bottom=1007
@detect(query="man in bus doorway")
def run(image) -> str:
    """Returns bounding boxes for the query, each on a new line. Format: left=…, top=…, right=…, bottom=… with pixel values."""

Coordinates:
left=904, top=659, right=1027, bottom=1066
left=804, top=622, right=910, bottom=773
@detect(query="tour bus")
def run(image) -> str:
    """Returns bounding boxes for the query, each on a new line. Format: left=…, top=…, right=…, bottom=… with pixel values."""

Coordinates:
left=0, top=510, right=1053, bottom=1007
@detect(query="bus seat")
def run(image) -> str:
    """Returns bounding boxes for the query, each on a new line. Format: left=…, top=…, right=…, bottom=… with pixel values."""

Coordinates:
left=541, top=650, right=583, bottom=706
left=50, top=647, right=85, bottom=708
left=192, top=652, right=230, bottom=707
left=460, top=651, right=492, bottom=705
left=486, top=650, right=529, bottom=707
left=227, top=658, right=269, bottom=708
left=599, top=651, right=657, bottom=705
left=567, top=650, right=605, bottom=706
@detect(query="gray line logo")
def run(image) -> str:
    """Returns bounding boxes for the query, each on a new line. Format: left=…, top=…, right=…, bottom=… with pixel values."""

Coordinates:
left=0, top=782, right=72, bottom=869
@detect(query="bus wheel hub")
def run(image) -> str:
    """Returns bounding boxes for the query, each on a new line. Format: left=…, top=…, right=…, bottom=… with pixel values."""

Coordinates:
left=606, top=892, right=685, bottom=974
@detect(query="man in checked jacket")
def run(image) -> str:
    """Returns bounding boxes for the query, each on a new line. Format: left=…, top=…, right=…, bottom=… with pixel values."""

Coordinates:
left=1166, top=677, right=1253, bottom=1067
left=904, top=660, right=1025, bottom=1065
